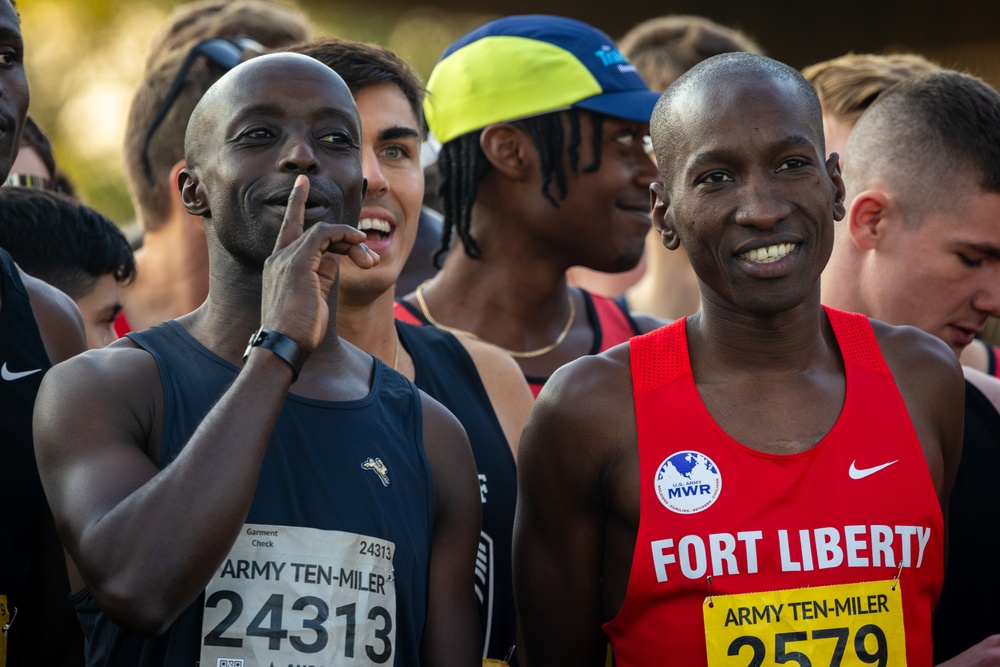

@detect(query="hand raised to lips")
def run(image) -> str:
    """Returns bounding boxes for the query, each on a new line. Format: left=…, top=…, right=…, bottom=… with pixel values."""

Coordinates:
left=259, top=175, right=379, bottom=354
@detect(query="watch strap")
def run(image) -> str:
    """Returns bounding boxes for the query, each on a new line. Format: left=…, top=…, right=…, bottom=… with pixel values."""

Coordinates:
left=243, top=327, right=307, bottom=382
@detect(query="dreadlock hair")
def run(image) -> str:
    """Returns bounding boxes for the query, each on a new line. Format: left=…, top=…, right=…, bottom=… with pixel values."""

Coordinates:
left=434, top=108, right=604, bottom=268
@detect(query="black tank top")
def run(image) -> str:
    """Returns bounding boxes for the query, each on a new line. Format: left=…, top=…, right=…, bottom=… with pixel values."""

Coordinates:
left=0, top=248, right=52, bottom=665
left=74, top=320, right=433, bottom=667
left=933, top=380, right=1000, bottom=661
left=396, top=321, right=518, bottom=664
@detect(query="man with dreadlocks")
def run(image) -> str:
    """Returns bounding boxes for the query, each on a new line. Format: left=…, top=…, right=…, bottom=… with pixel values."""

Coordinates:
left=395, top=15, right=664, bottom=396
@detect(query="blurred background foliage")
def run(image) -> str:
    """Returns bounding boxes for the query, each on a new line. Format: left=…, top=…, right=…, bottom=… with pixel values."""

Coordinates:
left=20, top=0, right=1000, bottom=233
left=19, top=0, right=493, bottom=231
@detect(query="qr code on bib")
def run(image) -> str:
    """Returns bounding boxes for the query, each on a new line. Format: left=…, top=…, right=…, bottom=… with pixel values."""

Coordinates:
left=217, top=660, right=243, bottom=667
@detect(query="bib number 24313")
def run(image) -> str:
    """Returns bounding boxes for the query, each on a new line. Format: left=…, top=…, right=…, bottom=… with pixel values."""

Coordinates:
left=200, top=524, right=396, bottom=666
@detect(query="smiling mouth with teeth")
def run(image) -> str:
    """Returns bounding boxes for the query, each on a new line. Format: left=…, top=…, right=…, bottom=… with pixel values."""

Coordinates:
left=358, top=218, right=392, bottom=239
left=739, top=242, right=798, bottom=264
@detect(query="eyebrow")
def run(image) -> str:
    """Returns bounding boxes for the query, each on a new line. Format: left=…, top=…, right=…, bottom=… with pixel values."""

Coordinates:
left=377, top=126, right=421, bottom=142
left=687, top=134, right=818, bottom=171
left=0, top=26, right=23, bottom=47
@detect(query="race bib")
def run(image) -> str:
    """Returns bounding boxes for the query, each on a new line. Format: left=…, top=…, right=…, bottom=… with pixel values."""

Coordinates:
left=200, top=524, right=396, bottom=667
left=704, top=580, right=905, bottom=666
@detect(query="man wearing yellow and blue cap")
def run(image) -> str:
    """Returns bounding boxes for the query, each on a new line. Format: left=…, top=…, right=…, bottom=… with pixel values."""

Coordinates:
left=395, top=15, right=665, bottom=398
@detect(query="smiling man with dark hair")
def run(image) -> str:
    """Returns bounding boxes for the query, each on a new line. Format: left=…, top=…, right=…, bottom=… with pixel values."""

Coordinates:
left=34, top=52, right=481, bottom=667
left=395, top=15, right=664, bottom=398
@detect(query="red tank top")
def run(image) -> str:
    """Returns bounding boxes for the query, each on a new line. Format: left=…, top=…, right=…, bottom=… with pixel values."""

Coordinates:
left=114, top=311, right=132, bottom=337
left=394, top=290, right=639, bottom=397
left=604, top=307, right=943, bottom=666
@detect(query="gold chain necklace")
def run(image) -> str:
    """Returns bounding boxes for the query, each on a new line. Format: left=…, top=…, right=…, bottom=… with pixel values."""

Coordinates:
left=414, top=280, right=575, bottom=359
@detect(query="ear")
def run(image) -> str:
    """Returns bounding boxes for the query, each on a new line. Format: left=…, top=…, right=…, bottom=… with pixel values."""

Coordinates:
left=178, top=162, right=210, bottom=218
left=826, top=152, right=847, bottom=222
left=479, top=123, right=532, bottom=180
left=650, top=181, right=680, bottom=251
left=167, top=160, right=205, bottom=227
left=846, top=189, right=894, bottom=251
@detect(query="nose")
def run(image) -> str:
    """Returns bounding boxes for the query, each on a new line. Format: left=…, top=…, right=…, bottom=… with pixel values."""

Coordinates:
left=733, top=173, right=793, bottom=230
left=279, top=134, right=319, bottom=174
left=972, top=267, right=1000, bottom=318
left=363, top=147, right=388, bottom=201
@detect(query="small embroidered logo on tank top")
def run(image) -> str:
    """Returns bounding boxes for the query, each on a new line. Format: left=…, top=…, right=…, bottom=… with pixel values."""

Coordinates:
left=362, top=457, right=391, bottom=487
left=654, top=451, right=722, bottom=514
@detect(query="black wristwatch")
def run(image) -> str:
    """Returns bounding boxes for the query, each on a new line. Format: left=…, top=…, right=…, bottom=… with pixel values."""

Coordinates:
left=243, top=327, right=307, bottom=382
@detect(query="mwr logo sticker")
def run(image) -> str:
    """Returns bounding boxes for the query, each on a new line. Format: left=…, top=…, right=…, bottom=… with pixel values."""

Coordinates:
left=217, top=659, right=243, bottom=667
left=654, top=451, right=722, bottom=514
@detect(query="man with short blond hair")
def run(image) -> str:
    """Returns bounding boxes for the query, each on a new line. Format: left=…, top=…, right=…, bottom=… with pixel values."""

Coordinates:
left=821, top=69, right=1000, bottom=664
left=117, top=0, right=311, bottom=335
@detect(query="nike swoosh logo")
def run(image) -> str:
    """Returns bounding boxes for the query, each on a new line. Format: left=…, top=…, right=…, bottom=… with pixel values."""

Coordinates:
left=1, top=362, right=42, bottom=381
left=849, top=459, right=899, bottom=480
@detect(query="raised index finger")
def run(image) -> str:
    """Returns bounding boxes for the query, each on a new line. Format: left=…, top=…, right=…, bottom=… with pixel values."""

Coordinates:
left=273, top=174, right=309, bottom=253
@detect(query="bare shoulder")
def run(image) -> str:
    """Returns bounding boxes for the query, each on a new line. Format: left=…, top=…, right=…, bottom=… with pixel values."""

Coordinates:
left=527, top=342, right=634, bottom=457
left=35, top=339, right=163, bottom=457
left=964, top=366, right=1000, bottom=413
left=959, top=337, right=991, bottom=374
left=455, top=335, right=527, bottom=393
left=869, top=319, right=963, bottom=394
left=417, top=388, right=475, bottom=474
left=454, top=336, right=532, bottom=456
left=21, top=268, right=86, bottom=363
left=868, top=319, right=963, bottom=502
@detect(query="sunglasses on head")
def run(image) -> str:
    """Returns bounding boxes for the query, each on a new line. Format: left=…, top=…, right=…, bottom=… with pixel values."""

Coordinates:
left=4, top=173, right=52, bottom=190
left=141, top=36, right=264, bottom=185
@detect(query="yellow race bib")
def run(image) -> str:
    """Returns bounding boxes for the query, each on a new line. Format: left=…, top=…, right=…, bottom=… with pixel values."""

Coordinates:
left=704, top=580, right=905, bottom=666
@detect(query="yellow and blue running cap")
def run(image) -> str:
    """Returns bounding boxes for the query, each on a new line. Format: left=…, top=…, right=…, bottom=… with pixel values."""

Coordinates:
left=426, top=15, right=661, bottom=144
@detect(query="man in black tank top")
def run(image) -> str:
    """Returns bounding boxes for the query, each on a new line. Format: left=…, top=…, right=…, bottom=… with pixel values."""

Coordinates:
left=34, top=54, right=482, bottom=667
left=820, top=71, right=1000, bottom=662
left=0, top=4, right=89, bottom=664
left=288, top=38, right=534, bottom=665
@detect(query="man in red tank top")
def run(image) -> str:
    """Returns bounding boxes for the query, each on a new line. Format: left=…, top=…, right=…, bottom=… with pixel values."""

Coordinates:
left=514, top=53, right=965, bottom=667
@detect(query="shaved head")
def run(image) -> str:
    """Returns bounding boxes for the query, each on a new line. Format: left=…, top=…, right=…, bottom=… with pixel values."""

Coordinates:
left=184, top=52, right=357, bottom=169
left=844, top=70, right=1000, bottom=227
left=650, top=52, right=824, bottom=187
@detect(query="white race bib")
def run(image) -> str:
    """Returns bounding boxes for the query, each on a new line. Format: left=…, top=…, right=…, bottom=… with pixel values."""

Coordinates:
left=200, top=524, right=396, bottom=666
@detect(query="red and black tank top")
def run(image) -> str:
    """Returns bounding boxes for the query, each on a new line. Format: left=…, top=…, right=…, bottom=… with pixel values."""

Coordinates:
left=604, top=307, right=943, bottom=666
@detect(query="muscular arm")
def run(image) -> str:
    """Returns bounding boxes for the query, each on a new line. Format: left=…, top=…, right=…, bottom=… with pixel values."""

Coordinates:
left=418, top=393, right=482, bottom=666
left=514, top=353, right=632, bottom=667
left=456, top=337, right=533, bottom=458
left=34, top=344, right=298, bottom=635
left=33, top=176, right=378, bottom=636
